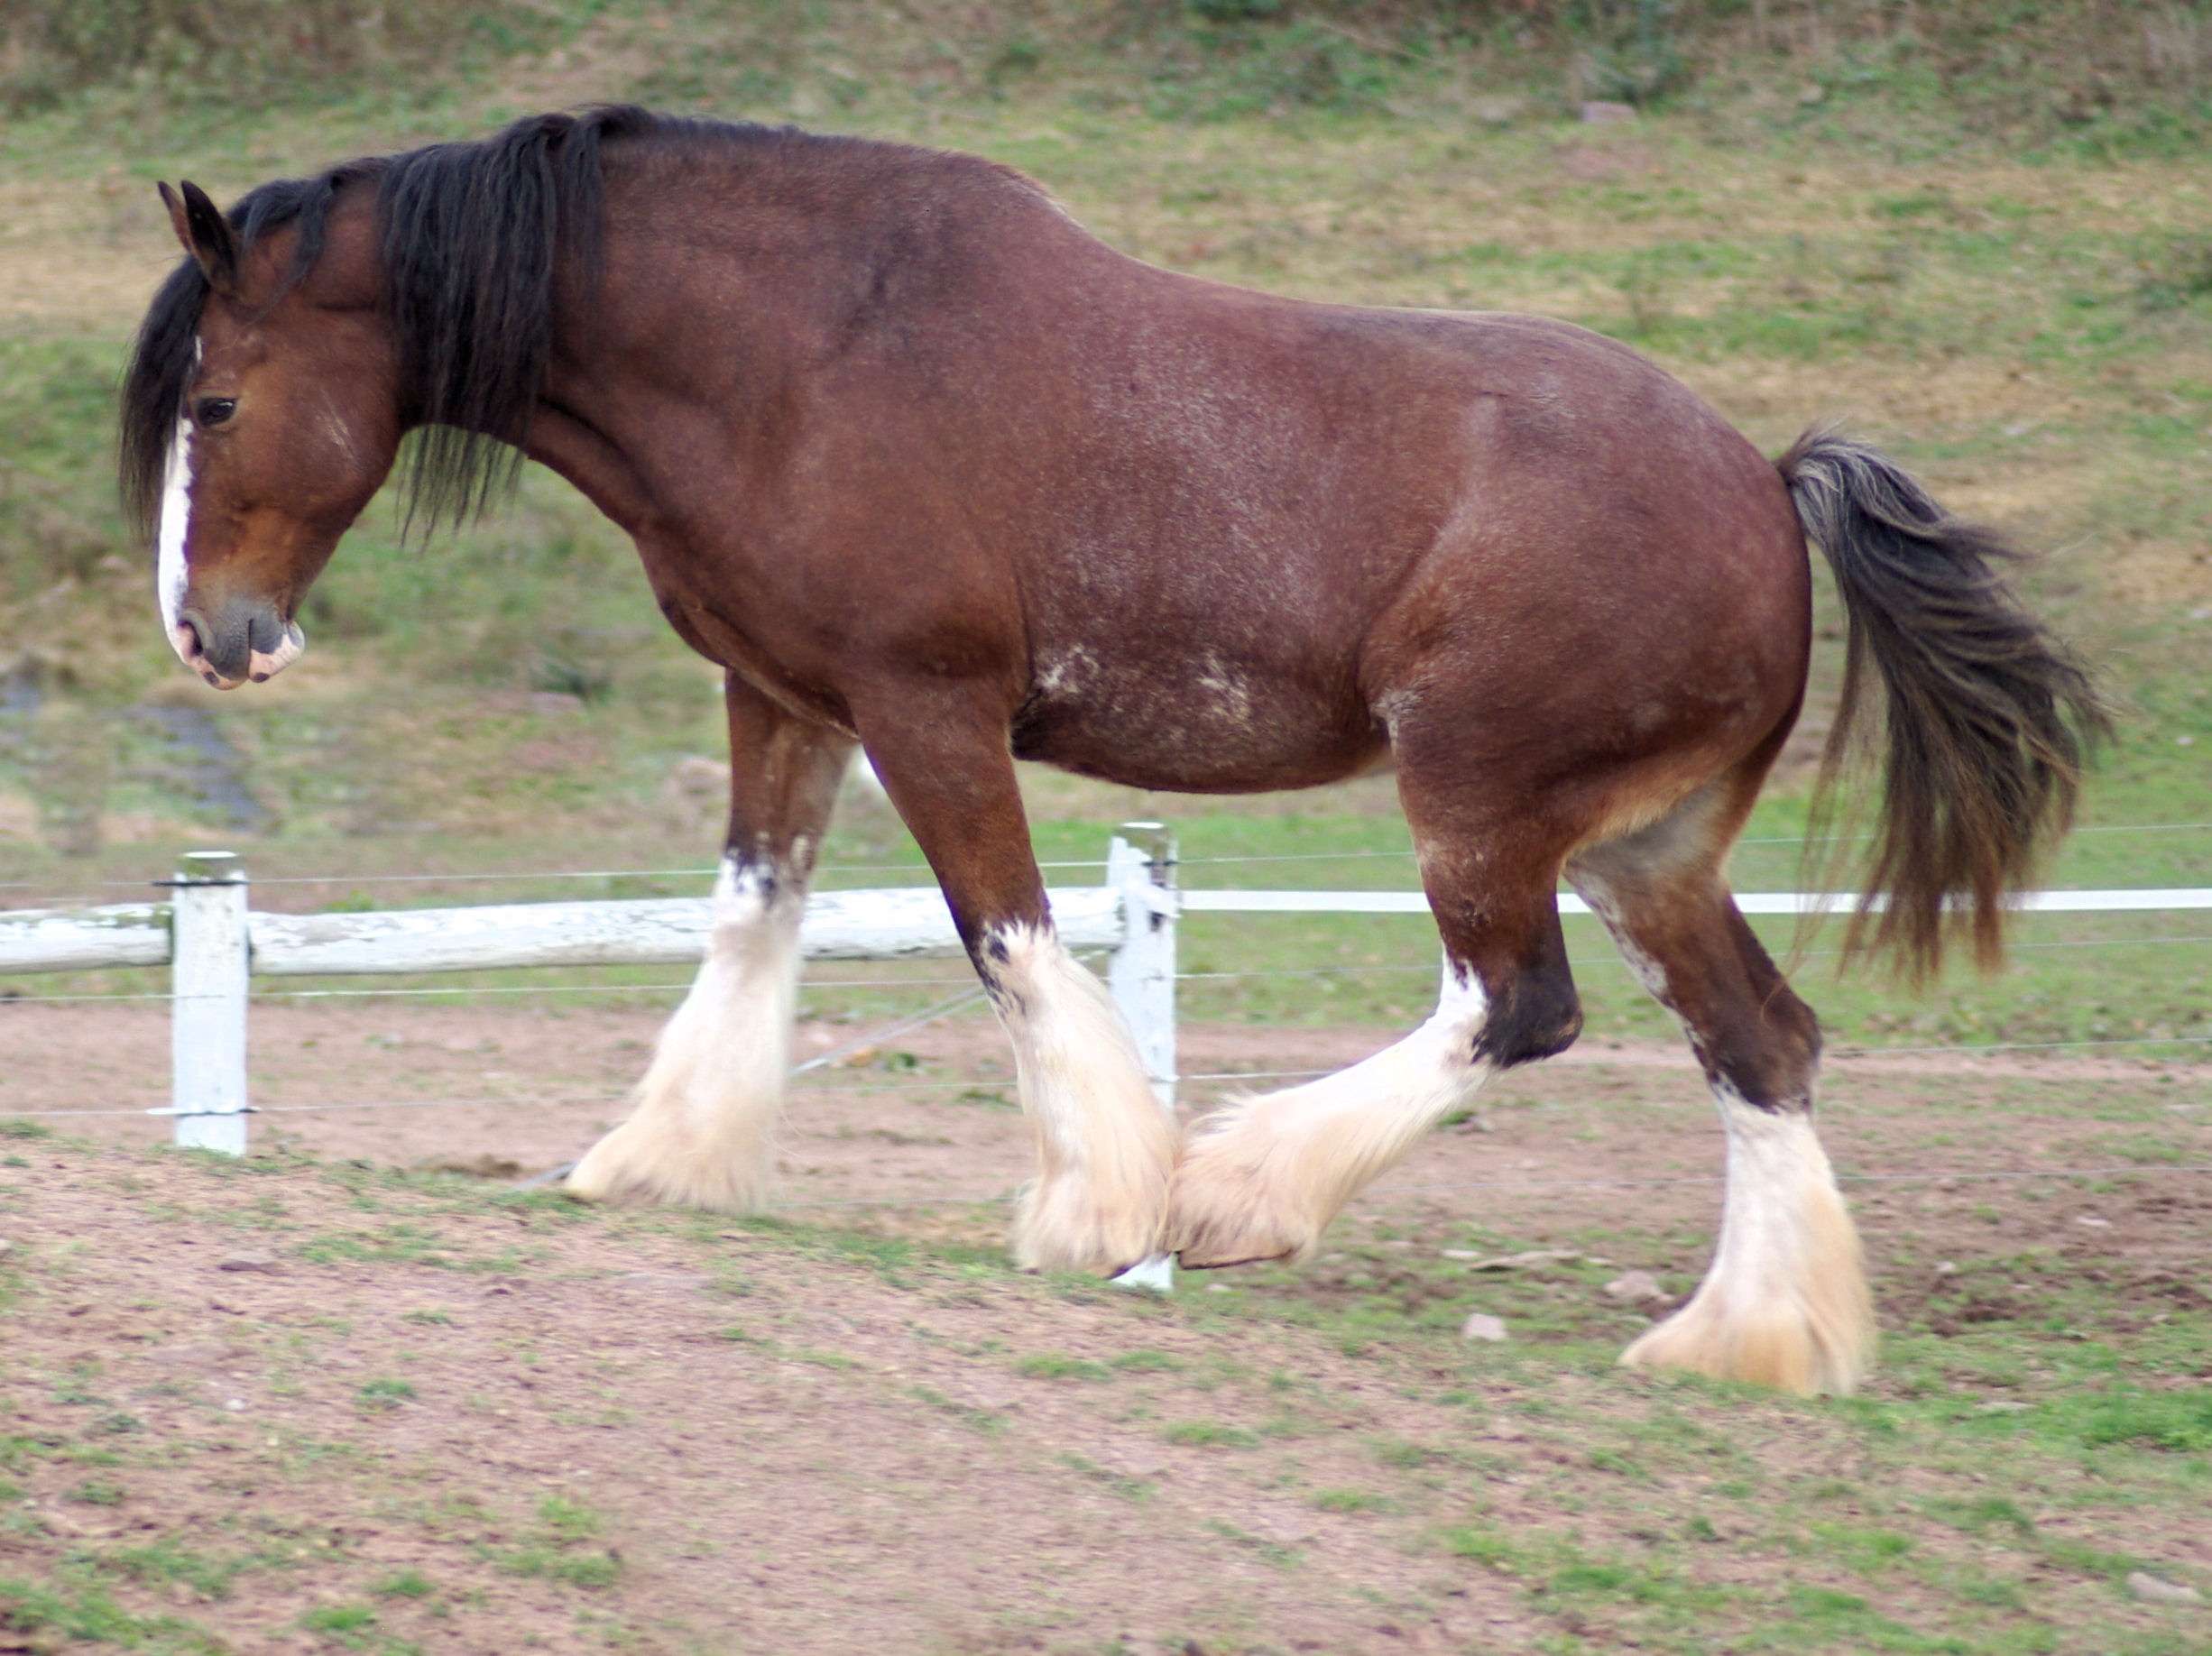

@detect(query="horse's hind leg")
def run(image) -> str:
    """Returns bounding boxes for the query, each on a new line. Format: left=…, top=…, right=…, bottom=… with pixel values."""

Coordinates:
left=1167, top=782, right=1583, bottom=1270
left=568, top=675, right=852, bottom=1212
left=1567, top=780, right=1875, bottom=1396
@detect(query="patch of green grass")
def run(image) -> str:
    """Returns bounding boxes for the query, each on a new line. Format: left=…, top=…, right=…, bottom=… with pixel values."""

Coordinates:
left=1807, top=1522, right=1916, bottom=1575
left=297, top=1221, right=531, bottom=1274
left=1015, top=1352, right=1113, bottom=1383
left=536, top=1495, right=601, bottom=1541
left=1920, top=1495, right=2034, bottom=1547
left=371, top=1569, right=435, bottom=1599
left=1163, top=1420, right=1260, bottom=1449
left=1550, top=1554, right=1735, bottom=1615
left=0, top=1570, right=224, bottom=1649
left=300, top=1601, right=378, bottom=1638
left=2055, top=1386, right=2212, bottom=1453
left=1105, top=1348, right=1184, bottom=1373
left=1055, top=1452, right=1157, bottom=1504
left=355, top=1377, right=417, bottom=1410
left=1311, top=1486, right=1392, bottom=1513
left=99, top=1534, right=253, bottom=1603
left=492, top=1495, right=622, bottom=1591
left=1436, top=1523, right=1522, bottom=1571
left=1585, top=1447, right=1650, bottom=1480
left=1201, top=1517, right=1302, bottom=1570
left=495, top=1544, right=621, bottom=1590
left=1774, top=1584, right=1962, bottom=1653
left=705, top=1264, right=754, bottom=1299
left=907, top=1384, right=1009, bottom=1435
left=1369, top=1435, right=1446, bottom=1469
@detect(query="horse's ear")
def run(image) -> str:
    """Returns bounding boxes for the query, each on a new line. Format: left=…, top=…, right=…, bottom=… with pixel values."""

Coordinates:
left=160, top=179, right=238, bottom=294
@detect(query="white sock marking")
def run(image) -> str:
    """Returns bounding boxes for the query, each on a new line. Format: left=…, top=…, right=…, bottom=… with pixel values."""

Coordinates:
left=1225, top=961, right=1488, bottom=1191
left=1619, top=1081, right=1874, bottom=1394
left=986, top=922, right=1175, bottom=1271
left=1700, top=1083, right=1847, bottom=1317
left=1173, top=960, right=1490, bottom=1260
left=566, top=856, right=801, bottom=1210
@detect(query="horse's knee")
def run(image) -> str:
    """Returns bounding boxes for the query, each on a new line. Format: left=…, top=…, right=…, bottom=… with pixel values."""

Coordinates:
left=1470, top=953, right=1583, bottom=1069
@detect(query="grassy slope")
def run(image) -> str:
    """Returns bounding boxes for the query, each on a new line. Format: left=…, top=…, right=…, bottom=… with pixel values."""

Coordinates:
left=0, top=1, right=2208, bottom=1049
left=0, top=1125, right=2207, bottom=1654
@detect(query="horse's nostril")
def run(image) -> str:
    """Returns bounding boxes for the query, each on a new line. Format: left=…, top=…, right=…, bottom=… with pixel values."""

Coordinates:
left=177, top=610, right=208, bottom=658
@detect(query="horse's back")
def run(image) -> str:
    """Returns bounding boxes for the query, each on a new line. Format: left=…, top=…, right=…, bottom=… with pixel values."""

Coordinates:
left=1020, top=276, right=1811, bottom=757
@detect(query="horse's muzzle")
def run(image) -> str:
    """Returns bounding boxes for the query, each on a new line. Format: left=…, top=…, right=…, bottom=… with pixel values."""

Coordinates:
left=173, top=602, right=306, bottom=690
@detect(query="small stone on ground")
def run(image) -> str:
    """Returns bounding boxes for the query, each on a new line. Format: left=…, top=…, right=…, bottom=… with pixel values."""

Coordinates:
left=2127, top=1571, right=2202, bottom=1605
left=1461, top=1312, right=1508, bottom=1342
left=1453, top=1247, right=1580, bottom=1271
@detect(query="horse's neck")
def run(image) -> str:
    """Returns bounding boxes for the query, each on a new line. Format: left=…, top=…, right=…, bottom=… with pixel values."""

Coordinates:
left=529, top=145, right=1082, bottom=531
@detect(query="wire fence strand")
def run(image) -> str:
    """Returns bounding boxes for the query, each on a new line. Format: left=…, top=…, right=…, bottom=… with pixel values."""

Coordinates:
left=5, top=814, right=2207, bottom=903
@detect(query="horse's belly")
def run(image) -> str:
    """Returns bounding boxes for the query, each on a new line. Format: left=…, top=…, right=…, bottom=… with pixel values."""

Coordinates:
left=1009, top=653, right=1381, bottom=793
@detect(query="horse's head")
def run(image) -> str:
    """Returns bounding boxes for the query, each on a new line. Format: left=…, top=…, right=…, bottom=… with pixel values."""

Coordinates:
left=126, top=117, right=621, bottom=686
left=125, top=180, right=402, bottom=689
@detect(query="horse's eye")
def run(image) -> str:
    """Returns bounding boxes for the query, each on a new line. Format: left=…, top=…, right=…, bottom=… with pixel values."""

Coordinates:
left=194, top=397, right=236, bottom=428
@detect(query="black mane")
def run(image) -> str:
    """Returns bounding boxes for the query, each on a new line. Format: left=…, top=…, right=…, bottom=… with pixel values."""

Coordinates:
left=119, top=106, right=770, bottom=539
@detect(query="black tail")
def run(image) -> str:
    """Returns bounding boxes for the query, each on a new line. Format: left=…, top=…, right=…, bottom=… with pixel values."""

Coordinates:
left=1779, top=426, right=2111, bottom=981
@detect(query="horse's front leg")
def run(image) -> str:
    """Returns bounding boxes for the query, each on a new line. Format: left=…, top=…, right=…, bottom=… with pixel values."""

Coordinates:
left=567, top=674, right=852, bottom=1212
left=857, top=689, right=1174, bottom=1275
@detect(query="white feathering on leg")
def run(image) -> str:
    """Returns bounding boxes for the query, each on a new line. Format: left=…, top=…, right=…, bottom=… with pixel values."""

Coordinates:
left=1620, top=1085, right=1875, bottom=1395
left=987, top=923, right=1176, bottom=1274
left=1168, top=962, right=1490, bottom=1267
left=567, top=859, right=798, bottom=1212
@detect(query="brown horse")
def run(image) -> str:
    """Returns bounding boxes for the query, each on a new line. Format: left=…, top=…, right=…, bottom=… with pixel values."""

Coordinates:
left=122, top=108, right=2103, bottom=1394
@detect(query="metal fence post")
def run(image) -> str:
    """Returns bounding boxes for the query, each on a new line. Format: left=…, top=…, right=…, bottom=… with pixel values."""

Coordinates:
left=169, top=851, right=249, bottom=1155
left=1107, top=821, right=1177, bottom=1293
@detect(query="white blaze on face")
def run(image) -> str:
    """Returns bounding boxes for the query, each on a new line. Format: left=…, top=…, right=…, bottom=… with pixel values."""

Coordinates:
left=155, top=415, right=194, bottom=664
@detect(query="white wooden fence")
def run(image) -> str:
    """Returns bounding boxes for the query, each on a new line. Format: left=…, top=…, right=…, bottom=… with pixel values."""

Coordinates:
left=0, top=827, right=1180, bottom=1156
left=4, top=823, right=2206, bottom=1160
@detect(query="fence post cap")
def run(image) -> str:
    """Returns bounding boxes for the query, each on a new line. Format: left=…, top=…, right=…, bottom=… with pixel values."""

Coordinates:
left=175, top=850, right=244, bottom=885
left=1113, top=820, right=1176, bottom=869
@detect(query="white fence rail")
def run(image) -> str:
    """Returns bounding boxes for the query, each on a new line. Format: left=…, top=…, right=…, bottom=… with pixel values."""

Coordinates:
left=1, top=831, right=1183, bottom=1158
left=5, top=827, right=2208, bottom=1158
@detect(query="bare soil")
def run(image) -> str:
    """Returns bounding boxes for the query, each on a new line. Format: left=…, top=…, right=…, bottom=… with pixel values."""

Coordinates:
left=5, top=1000, right=2207, bottom=1269
left=8, top=995, right=2203, bottom=1228
left=2, top=1007, right=2207, bottom=1652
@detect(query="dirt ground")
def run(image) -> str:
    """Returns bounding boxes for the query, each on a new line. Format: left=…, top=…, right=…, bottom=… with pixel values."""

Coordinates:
left=5, top=1000, right=2207, bottom=1247
left=3, top=1006, right=2208, bottom=1653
